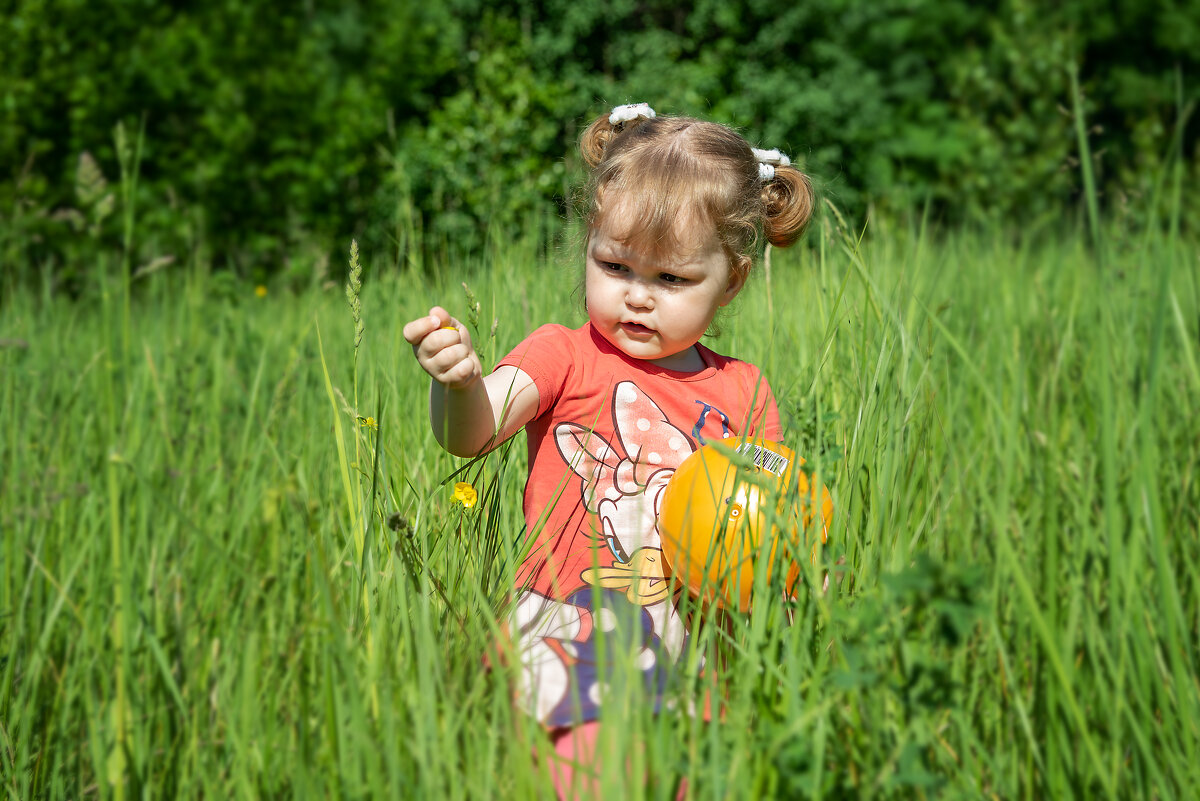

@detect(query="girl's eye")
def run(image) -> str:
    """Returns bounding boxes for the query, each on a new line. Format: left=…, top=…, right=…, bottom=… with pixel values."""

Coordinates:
left=602, top=261, right=627, bottom=273
left=660, top=273, right=686, bottom=284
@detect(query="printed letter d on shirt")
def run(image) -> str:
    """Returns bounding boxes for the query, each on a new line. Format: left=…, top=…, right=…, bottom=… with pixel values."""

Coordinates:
left=691, top=400, right=731, bottom=443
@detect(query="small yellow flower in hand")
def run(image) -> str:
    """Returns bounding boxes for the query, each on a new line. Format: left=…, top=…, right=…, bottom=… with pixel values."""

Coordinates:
left=452, top=481, right=477, bottom=508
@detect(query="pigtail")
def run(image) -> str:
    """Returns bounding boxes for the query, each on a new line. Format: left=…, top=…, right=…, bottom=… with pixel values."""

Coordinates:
left=579, top=115, right=619, bottom=168
left=580, top=104, right=658, bottom=168
left=761, top=165, right=814, bottom=248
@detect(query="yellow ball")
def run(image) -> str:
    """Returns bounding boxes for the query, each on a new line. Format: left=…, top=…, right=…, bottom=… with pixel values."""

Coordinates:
left=658, top=437, right=833, bottom=611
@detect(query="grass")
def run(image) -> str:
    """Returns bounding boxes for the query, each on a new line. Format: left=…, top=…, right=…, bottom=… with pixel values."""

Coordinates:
left=2, top=202, right=1198, bottom=799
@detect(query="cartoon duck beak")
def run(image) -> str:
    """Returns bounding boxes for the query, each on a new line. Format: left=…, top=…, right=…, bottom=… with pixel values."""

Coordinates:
left=625, top=549, right=671, bottom=605
left=581, top=548, right=672, bottom=606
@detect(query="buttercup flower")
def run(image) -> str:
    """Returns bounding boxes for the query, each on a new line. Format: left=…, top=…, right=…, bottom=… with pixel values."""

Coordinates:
left=359, top=416, right=378, bottom=431
left=255, top=285, right=268, bottom=298
left=452, top=481, right=477, bottom=508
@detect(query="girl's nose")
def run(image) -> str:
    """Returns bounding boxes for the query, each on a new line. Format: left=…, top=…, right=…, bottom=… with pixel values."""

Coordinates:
left=625, top=282, right=653, bottom=309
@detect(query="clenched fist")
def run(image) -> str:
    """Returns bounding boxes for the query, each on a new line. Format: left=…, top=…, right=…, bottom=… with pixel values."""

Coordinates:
left=402, top=306, right=482, bottom=389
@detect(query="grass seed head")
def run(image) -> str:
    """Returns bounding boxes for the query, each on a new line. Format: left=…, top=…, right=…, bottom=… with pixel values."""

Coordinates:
left=346, top=239, right=364, bottom=350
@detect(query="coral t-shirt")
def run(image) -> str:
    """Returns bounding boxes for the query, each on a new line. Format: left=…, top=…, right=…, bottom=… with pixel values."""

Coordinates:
left=495, top=322, right=782, bottom=726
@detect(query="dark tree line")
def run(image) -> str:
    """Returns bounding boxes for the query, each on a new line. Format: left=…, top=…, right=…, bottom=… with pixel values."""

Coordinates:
left=2, top=0, right=1196, bottom=282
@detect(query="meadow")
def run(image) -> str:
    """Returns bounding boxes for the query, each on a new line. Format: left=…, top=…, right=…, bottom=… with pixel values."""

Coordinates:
left=2, top=200, right=1198, bottom=799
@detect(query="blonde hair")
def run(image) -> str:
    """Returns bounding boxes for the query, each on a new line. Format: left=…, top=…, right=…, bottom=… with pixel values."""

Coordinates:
left=579, top=111, right=814, bottom=280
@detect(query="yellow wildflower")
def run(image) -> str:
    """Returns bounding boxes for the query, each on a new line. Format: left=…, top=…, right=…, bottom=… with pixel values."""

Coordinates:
left=358, top=416, right=378, bottom=431
left=452, top=482, right=477, bottom=508
left=255, top=285, right=268, bottom=298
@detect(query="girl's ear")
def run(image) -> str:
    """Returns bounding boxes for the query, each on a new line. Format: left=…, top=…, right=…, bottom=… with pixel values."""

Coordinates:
left=720, top=258, right=750, bottom=306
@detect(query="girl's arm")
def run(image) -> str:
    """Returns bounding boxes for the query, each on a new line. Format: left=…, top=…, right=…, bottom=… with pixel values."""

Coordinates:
left=403, top=306, right=539, bottom=457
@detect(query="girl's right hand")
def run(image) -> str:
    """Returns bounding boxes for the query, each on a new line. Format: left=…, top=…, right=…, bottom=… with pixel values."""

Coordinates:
left=402, top=306, right=483, bottom=389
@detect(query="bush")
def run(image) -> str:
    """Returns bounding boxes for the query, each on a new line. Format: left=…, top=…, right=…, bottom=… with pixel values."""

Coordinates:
left=1, top=0, right=1195, bottom=288
left=1, top=0, right=465, bottom=280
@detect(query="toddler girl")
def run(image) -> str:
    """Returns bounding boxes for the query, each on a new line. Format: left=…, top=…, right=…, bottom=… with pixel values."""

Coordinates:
left=403, top=102, right=814, bottom=798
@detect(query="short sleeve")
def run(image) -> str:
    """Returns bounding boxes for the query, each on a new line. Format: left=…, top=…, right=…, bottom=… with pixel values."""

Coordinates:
left=748, top=369, right=784, bottom=441
left=495, top=324, right=574, bottom=421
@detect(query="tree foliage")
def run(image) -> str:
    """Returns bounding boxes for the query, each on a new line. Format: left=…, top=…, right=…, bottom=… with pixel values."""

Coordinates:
left=2, top=0, right=1196, bottom=281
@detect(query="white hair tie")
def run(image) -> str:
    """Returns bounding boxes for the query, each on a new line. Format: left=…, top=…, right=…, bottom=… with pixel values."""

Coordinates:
left=753, top=147, right=791, bottom=181
left=609, top=103, right=656, bottom=126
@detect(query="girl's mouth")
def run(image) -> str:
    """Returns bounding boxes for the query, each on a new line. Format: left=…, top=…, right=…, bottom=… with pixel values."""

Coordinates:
left=621, top=322, right=654, bottom=337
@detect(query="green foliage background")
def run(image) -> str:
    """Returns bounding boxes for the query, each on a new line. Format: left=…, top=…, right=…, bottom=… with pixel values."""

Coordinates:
left=2, top=0, right=1197, bottom=280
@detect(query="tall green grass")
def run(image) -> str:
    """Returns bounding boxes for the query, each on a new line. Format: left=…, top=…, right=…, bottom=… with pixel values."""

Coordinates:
left=2, top=196, right=1198, bottom=799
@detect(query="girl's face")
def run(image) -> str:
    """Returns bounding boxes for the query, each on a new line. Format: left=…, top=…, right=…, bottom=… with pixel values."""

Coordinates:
left=585, top=200, right=744, bottom=371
